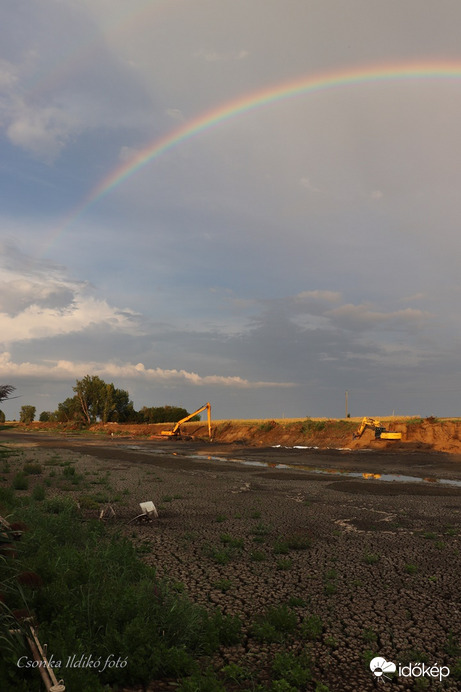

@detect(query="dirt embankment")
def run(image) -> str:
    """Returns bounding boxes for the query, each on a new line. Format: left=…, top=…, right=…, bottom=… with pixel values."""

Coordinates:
left=20, top=417, right=461, bottom=454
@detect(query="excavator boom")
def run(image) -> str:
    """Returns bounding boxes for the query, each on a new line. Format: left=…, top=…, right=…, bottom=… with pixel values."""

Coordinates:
left=161, top=403, right=212, bottom=439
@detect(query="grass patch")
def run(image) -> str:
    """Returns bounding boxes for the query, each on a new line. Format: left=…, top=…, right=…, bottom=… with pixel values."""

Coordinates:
left=300, top=615, right=323, bottom=641
left=31, top=484, right=46, bottom=502
left=0, top=502, right=243, bottom=690
left=272, top=651, right=312, bottom=688
left=219, top=534, right=244, bottom=549
left=251, top=605, right=297, bottom=643
left=286, top=533, right=311, bottom=550
left=12, top=472, right=28, bottom=490
left=23, top=462, right=42, bottom=475
left=276, top=558, right=293, bottom=571
left=212, top=579, right=233, bottom=593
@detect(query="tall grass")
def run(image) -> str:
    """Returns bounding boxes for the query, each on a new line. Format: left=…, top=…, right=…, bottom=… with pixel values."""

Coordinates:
left=0, top=499, right=240, bottom=690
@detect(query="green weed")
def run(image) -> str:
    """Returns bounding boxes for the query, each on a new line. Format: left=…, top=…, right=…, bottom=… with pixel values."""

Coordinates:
left=300, top=615, right=323, bottom=641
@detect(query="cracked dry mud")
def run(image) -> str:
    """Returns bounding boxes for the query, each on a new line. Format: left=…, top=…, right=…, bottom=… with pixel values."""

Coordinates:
left=2, top=433, right=461, bottom=691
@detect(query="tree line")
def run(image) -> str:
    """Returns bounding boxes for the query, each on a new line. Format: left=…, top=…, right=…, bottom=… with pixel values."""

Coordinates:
left=0, top=377, right=198, bottom=425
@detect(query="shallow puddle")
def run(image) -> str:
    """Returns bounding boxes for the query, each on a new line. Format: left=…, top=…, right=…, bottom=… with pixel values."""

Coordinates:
left=121, top=445, right=461, bottom=488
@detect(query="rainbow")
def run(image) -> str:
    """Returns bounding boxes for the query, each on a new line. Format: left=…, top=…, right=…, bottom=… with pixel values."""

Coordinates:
left=43, top=61, right=461, bottom=253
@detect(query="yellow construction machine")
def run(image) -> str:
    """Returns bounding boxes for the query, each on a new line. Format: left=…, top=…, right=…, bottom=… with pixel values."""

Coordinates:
left=354, top=417, right=402, bottom=440
left=161, top=402, right=212, bottom=440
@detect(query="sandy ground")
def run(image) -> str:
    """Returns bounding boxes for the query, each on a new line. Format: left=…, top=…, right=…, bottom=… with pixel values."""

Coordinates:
left=1, top=430, right=461, bottom=691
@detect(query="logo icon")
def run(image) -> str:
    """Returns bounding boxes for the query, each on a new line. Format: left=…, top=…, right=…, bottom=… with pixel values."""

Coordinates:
left=370, top=657, right=397, bottom=682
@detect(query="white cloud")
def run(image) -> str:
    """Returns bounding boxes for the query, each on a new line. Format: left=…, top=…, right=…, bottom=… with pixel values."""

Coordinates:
left=325, top=304, right=432, bottom=331
left=0, top=352, right=295, bottom=388
left=0, top=297, right=138, bottom=344
left=0, top=258, right=139, bottom=345
left=166, top=108, right=185, bottom=122
left=6, top=99, right=80, bottom=162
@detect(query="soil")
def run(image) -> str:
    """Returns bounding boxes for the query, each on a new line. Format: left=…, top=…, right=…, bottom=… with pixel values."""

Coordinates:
left=1, top=426, right=461, bottom=691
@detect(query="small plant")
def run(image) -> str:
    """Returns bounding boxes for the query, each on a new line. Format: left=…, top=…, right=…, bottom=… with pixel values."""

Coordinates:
left=363, top=552, right=380, bottom=565
left=23, top=462, right=42, bottom=475
left=215, top=513, right=227, bottom=523
left=273, top=540, right=290, bottom=555
left=444, top=631, right=461, bottom=657
left=221, top=662, right=251, bottom=684
left=204, top=545, right=233, bottom=565
left=300, top=614, right=323, bottom=641
left=213, top=579, right=232, bottom=592
left=272, top=651, right=312, bottom=688
left=276, top=558, right=292, bottom=571
left=325, top=635, right=337, bottom=648
left=178, top=671, right=226, bottom=692
left=258, top=420, right=277, bottom=432
left=405, top=563, right=418, bottom=575
left=220, top=534, right=244, bottom=549
left=325, top=568, right=337, bottom=580
left=251, top=605, right=297, bottom=642
left=324, top=582, right=337, bottom=595
left=12, top=472, right=28, bottom=490
left=362, top=628, right=377, bottom=643
left=252, top=521, right=271, bottom=536
left=287, top=596, right=306, bottom=608
left=250, top=549, right=266, bottom=562
left=31, top=484, right=45, bottom=501
left=422, top=531, right=437, bottom=540
left=286, top=533, right=311, bottom=550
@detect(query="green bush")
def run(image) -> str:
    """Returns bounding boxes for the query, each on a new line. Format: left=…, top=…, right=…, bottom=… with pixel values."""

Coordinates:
left=12, top=472, right=28, bottom=490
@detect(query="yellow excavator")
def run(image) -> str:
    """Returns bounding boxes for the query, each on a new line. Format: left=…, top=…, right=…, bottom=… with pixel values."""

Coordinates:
left=354, top=417, right=402, bottom=440
left=161, top=402, right=212, bottom=440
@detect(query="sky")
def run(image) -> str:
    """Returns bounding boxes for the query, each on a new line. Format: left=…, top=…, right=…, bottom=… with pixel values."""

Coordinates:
left=1, top=0, right=461, bottom=421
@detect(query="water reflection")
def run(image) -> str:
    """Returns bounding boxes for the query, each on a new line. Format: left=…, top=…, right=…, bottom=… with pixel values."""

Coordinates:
left=121, top=445, right=461, bottom=488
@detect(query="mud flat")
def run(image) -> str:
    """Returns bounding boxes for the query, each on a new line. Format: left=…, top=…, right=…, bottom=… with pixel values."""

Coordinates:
left=1, top=430, right=461, bottom=691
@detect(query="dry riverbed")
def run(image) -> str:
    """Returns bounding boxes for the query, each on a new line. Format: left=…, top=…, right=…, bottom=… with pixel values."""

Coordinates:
left=1, top=431, right=461, bottom=691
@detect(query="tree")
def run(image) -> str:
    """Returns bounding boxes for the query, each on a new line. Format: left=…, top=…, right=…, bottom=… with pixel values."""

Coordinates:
left=72, top=376, right=136, bottom=424
left=20, top=405, right=36, bottom=424
left=55, top=397, right=83, bottom=423
left=138, top=405, right=191, bottom=424
left=0, top=385, right=15, bottom=403
left=73, top=375, right=107, bottom=424
left=0, top=410, right=5, bottom=423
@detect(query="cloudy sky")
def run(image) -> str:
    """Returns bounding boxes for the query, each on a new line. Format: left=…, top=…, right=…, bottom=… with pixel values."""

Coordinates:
left=1, top=0, right=461, bottom=421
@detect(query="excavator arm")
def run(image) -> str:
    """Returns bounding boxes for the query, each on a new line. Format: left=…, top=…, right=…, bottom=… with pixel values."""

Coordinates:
left=354, top=416, right=401, bottom=440
left=161, top=403, right=212, bottom=439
